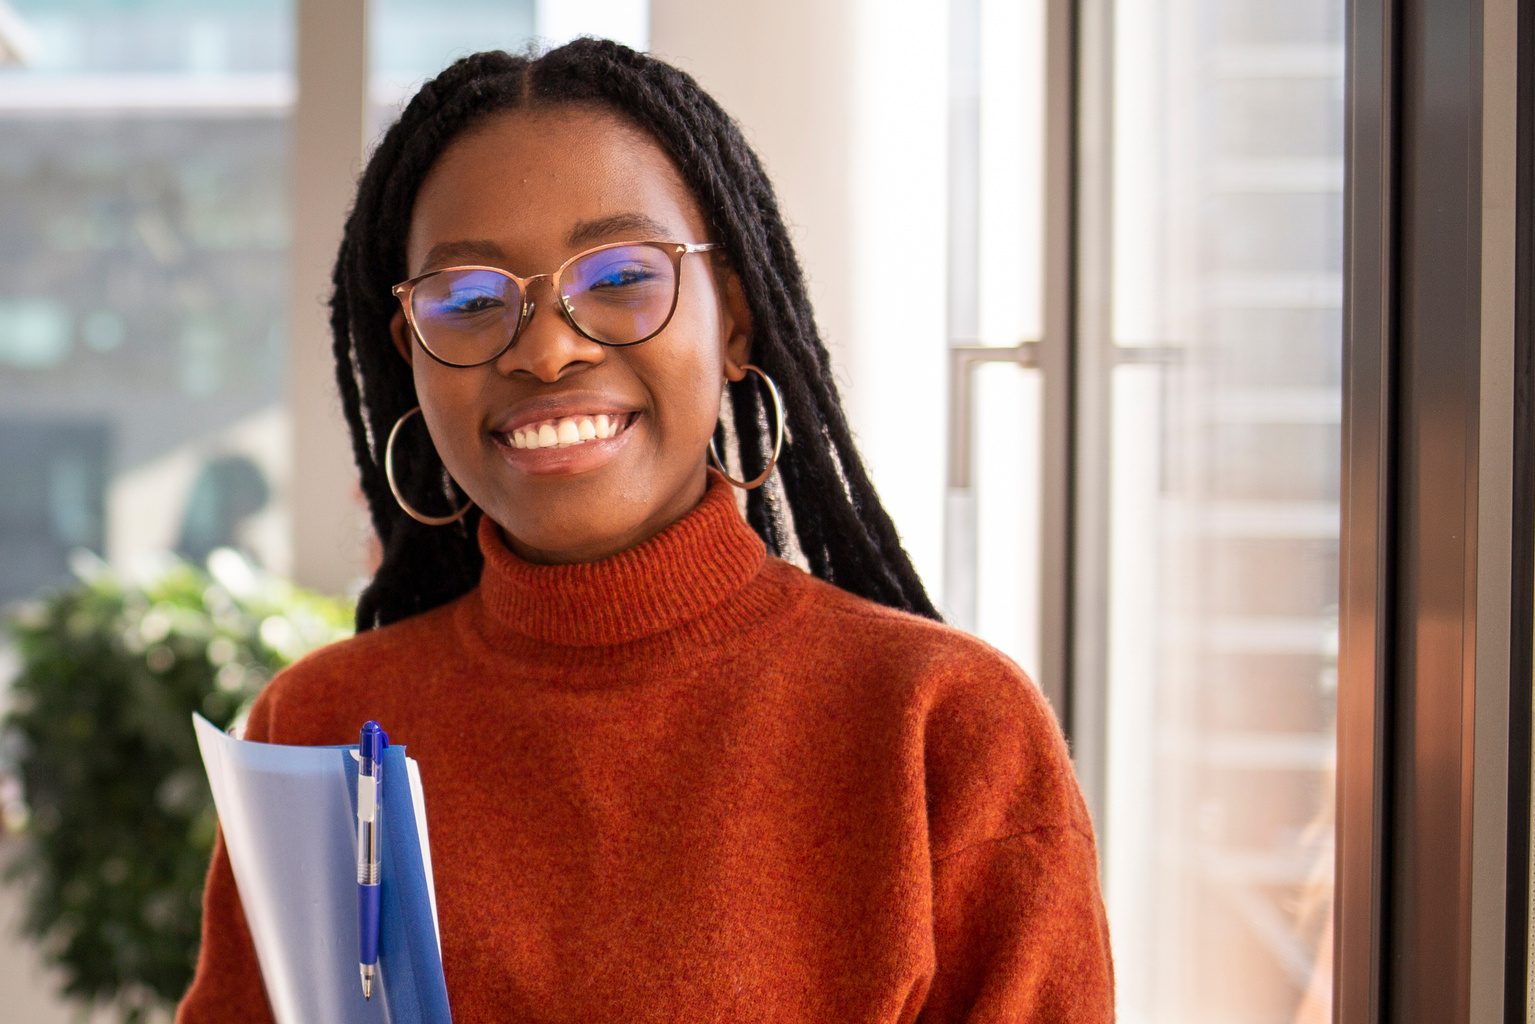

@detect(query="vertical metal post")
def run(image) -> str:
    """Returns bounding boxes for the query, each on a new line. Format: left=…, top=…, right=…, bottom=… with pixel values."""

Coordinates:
left=1506, top=0, right=1535, bottom=1015
left=1335, top=0, right=1535, bottom=1017
left=287, top=0, right=368, bottom=593
left=1386, top=0, right=1492, bottom=1016
left=1338, top=0, right=1525, bottom=1018
left=1471, top=2, right=1520, bottom=1019
left=1335, top=0, right=1397, bottom=1017
left=1038, top=0, right=1078, bottom=743
left=1066, top=0, right=1114, bottom=827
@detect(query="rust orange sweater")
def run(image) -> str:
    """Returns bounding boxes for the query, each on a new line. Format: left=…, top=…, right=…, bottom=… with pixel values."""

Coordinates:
left=177, top=474, right=1113, bottom=1023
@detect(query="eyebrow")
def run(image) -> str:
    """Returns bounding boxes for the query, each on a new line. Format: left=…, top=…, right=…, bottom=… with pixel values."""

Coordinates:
left=419, top=239, right=506, bottom=271
left=566, top=213, right=672, bottom=249
left=416, top=213, right=675, bottom=274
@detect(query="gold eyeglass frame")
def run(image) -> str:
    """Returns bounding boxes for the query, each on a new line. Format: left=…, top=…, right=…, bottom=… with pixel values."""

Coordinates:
left=391, top=239, right=720, bottom=368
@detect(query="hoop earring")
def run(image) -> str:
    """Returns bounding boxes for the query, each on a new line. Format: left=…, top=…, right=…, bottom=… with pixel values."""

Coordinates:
left=708, top=364, right=785, bottom=491
left=384, top=406, right=473, bottom=525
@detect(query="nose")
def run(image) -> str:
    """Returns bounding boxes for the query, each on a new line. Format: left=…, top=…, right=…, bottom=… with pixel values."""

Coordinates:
left=494, top=276, right=606, bottom=382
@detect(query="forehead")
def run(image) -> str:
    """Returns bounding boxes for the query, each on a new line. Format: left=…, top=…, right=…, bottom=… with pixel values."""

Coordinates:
left=405, top=105, right=704, bottom=271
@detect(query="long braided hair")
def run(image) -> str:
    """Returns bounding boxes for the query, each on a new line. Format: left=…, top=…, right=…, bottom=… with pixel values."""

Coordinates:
left=332, top=38, right=939, bottom=630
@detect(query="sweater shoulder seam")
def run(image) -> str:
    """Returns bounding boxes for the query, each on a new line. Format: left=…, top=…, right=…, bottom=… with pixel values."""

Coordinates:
left=932, top=823, right=1096, bottom=866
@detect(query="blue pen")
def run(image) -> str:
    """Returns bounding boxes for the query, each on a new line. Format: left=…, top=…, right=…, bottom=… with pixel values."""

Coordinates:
left=357, top=721, right=387, bottom=999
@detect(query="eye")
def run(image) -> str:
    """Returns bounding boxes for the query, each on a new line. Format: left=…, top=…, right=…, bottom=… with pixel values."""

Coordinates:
left=588, top=263, right=659, bottom=290
left=441, top=292, right=505, bottom=314
left=419, top=271, right=514, bottom=321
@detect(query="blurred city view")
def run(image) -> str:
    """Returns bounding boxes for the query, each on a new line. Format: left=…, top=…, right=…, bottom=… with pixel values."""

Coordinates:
left=0, top=0, right=569, bottom=606
left=0, top=0, right=292, bottom=602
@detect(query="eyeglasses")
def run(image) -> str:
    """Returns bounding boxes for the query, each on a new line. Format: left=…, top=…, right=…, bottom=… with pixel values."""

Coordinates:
left=391, top=240, right=721, bottom=368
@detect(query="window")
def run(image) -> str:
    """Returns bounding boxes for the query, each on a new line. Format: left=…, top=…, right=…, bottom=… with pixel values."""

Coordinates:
left=1096, top=1, right=1342, bottom=1019
left=960, top=0, right=1047, bottom=681
left=959, top=1, right=1342, bottom=1019
left=368, top=0, right=647, bottom=138
left=0, top=0, right=294, bottom=599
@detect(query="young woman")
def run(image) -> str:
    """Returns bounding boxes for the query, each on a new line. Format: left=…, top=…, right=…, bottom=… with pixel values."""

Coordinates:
left=178, top=40, right=1112, bottom=1023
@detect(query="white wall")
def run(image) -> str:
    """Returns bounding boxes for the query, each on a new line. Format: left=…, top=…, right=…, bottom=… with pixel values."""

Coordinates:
left=650, top=0, right=950, bottom=590
left=536, top=0, right=648, bottom=50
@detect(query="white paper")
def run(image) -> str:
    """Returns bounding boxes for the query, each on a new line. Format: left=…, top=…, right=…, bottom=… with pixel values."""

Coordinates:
left=404, top=758, right=440, bottom=956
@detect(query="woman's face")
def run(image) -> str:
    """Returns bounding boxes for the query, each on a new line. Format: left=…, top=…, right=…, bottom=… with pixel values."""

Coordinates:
left=392, top=106, right=752, bottom=564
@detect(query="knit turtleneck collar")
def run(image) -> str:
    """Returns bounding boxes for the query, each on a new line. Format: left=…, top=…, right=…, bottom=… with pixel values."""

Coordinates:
left=476, top=472, right=767, bottom=647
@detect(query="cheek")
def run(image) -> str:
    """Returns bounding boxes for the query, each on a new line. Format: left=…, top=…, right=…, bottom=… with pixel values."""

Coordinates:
left=411, top=361, right=485, bottom=475
left=641, top=339, right=725, bottom=444
left=644, top=270, right=727, bottom=436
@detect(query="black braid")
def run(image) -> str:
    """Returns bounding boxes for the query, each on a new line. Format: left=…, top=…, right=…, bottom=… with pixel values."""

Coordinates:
left=331, top=40, right=940, bottom=630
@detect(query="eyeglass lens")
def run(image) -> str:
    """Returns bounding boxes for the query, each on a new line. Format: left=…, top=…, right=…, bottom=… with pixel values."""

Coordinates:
left=409, top=244, right=679, bottom=364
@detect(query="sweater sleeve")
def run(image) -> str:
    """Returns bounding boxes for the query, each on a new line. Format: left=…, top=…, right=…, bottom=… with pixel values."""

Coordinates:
left=174, top=828, right=276, bottom=1024
left=916, top=643, right=1115, bottom=1022
left=921, top=827, right=1114, bottom=1022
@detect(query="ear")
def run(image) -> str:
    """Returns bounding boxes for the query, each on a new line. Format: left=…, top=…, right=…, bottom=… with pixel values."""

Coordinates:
left=389, top=310, right=415, bottom=366
left=718, top=267, right=753, bottom=382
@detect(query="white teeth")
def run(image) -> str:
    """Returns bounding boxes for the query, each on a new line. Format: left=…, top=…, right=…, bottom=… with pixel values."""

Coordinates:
left=509, top=414, right=626, bottom=450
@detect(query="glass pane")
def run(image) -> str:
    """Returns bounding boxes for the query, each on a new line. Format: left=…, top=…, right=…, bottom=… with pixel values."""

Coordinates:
left=0, top=0, right=293, bottom=597
left=368, top=0, right=648, bottom=139
left=1102, top=1, right=1342, bottom=1023
left=370, top=0, right=534, bottom=124
left=977, top=0, right=1044, bottom=348
left=974, top=362, right=1043, bottom=678
left=954, top=0, right=1047, bottom=682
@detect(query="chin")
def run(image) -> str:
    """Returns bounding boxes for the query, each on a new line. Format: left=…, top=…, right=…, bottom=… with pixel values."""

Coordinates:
left=492, top=501, right=645, bottom=564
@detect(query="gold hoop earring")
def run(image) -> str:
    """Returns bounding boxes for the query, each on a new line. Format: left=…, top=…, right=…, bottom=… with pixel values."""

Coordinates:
left=384, top=406, right=473, bottom=525
left=709, top=364, right=785, bottom=491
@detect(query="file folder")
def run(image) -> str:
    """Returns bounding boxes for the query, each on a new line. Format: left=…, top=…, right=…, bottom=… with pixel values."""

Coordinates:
left=193, top=713, right=452, bottom=1024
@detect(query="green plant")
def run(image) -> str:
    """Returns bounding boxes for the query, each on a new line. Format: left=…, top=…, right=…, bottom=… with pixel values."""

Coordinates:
left=1, top=549, right=352, bottom=1023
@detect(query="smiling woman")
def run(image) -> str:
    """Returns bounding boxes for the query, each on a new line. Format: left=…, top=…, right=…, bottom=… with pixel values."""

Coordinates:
left=175, top=40, right=1113, bottom=1024
left=392, top=106, right=747, bottom=564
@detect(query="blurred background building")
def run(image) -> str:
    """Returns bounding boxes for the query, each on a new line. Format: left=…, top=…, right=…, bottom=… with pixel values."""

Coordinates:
left=0, top=0, right=1341, bottom=1022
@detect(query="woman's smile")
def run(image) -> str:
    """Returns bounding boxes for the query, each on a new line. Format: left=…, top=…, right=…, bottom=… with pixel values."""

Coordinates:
left=488, top=394, right=642, bottom=477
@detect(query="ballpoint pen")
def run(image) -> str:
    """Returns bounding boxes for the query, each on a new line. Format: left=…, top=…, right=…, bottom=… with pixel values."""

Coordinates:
left=357, top=720, right=387, bottom=1000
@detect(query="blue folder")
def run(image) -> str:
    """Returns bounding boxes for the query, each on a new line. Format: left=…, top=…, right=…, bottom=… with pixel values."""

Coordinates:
left=193, top=713, right=452, bottom=1024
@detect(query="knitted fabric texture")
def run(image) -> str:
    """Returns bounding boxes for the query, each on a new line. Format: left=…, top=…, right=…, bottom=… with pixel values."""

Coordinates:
left=177, top=474, right=1113, bottom=1023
